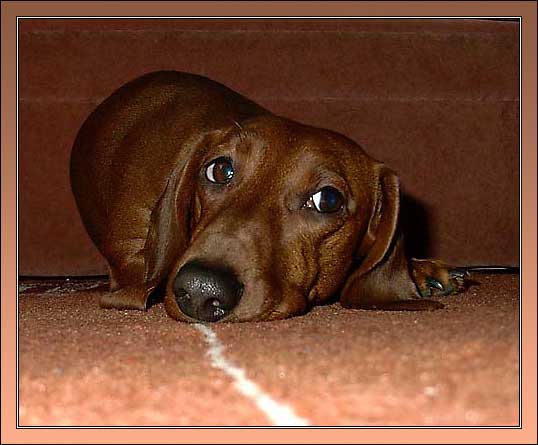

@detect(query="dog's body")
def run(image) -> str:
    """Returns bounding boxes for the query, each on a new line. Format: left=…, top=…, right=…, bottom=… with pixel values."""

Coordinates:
left=71, top=71, right=467, bottom=322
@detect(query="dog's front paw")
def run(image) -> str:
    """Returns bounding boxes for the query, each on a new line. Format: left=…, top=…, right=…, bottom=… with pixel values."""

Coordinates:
left=411, top=259, right=470, bottom=298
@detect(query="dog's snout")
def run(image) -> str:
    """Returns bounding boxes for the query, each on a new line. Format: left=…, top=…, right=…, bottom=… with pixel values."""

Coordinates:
left=173, top=262, right=243, bottom=322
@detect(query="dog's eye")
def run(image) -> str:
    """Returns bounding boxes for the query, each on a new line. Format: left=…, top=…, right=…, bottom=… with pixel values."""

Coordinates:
left=305, top=186, right=344, bottom=213
left=205, top=157, right=234, bottom=184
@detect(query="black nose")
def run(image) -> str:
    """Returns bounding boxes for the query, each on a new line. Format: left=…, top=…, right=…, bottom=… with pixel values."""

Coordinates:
left=173, top=262, right=243, bottom=322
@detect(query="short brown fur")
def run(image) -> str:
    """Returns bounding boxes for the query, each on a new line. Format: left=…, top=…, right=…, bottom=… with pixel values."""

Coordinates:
left=70, top=71, right=468, bottom=322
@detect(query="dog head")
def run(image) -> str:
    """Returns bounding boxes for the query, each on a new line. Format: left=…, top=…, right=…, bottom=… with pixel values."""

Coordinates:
left=144, top=115, right=407, bottom=322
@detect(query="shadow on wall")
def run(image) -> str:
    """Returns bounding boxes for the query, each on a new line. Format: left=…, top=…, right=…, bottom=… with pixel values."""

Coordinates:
left=400, top=194, right=432, bottom=260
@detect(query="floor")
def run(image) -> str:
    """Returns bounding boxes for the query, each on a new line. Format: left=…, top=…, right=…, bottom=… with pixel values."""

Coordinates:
left=18, top=273, right=519, bottom=427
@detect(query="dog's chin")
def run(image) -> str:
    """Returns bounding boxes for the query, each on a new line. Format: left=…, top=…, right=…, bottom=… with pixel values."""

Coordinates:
left=164, top=299, right=298, bottom=323
left=223, top=303, right=287, bottom=322
left=163, top=304, right=278, bottom=323
left=215, top=292, right=310, bottom=323
left=209, top=297, right=279, bottom=323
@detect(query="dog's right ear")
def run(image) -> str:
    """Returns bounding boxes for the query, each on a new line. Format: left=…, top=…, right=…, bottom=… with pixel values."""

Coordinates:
left=340, top=164, right=443, bottom=310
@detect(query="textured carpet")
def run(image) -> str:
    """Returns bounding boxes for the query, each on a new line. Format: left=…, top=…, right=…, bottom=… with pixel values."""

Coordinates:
left=18, top=273, right=519, bottom=426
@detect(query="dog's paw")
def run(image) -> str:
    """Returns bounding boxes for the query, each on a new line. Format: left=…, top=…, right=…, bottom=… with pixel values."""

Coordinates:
left=411, top=259, right=470, bottom=298
left=99, top=285, right=150, bottom=310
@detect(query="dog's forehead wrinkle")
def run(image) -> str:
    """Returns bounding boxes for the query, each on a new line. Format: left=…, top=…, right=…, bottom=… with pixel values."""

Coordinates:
left=279, top=154, right=350, bottom=202
left=236, top=130, right=264, bottom=151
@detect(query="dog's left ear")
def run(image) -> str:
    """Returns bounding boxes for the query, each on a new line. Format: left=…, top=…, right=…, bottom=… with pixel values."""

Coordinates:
left=340, top=165, right=439, bottom=310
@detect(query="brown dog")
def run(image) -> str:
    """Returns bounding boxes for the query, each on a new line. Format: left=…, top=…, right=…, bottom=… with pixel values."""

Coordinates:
left=70, top=71, right=468, bottom=322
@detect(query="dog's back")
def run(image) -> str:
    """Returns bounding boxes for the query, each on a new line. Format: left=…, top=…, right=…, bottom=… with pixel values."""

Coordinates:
left=70, top=71, right=266, bottom=252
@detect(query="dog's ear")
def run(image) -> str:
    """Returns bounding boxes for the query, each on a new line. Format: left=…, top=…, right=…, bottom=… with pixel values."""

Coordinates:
left=141, top=131, right=212, bottom=288
left=142, top=124, right=241, bottom=290
left=143, top=158, right=192, bottom=287
left=340, top=165, right=432, bottom=309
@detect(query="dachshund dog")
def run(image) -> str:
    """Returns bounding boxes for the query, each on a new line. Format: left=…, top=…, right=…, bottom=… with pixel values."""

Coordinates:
left=70, top=71, right=468, bottom=322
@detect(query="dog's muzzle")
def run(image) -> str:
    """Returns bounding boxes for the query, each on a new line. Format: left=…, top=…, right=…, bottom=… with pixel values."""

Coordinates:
left=173, top=261, right=243, bottom=322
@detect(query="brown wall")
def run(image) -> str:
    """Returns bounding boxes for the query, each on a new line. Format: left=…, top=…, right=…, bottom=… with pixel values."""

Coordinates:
left=18, top=18, right=519, bottom=276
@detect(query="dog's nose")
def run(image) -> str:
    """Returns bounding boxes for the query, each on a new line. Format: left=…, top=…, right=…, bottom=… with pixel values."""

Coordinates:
left=173, top=262, right=243, bottom=322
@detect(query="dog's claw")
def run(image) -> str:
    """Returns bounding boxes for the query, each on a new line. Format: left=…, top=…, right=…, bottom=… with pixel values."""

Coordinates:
left=425, top=277, right=444, bottom=291
left=413, top=260, right=471, bottom=300
left=449, top=268, right=469, bottom=279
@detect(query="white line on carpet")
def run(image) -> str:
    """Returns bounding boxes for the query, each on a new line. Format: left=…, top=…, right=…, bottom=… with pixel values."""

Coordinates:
left=194, top=323, right=310, bottom=426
